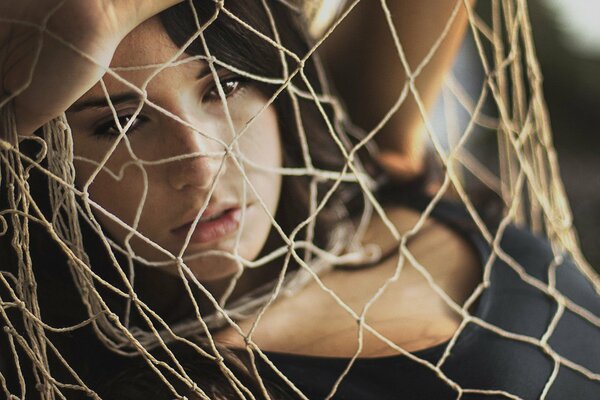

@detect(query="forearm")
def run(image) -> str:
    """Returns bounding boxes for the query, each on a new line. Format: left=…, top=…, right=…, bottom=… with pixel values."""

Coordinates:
left=321, top=0, right=476, bottom=177
left=378, top=0, right=474, bottom=151
left=0, top=0, right=182, bottom=136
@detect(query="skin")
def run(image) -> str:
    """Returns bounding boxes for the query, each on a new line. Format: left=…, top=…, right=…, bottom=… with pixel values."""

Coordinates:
left=0, top=0, right=183, bottom=135
left=2, top=0, right=480, bottom=357
left=321, top=0, right=476, bottom=179
left=67, top=18, right=282, bottom=281
left=217, top=206, right=481, bottom=356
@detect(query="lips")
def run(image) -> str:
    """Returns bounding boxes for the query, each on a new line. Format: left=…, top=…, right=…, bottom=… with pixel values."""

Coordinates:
left=171, top=205, right=244, bottom=244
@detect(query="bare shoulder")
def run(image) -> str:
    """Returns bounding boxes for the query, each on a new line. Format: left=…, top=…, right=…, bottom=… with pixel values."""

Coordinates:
left=216, top=202, right=482, bottom=357
left=360, top=204, right=432, bottom=250
left=362, top=203, right=481, bottom=303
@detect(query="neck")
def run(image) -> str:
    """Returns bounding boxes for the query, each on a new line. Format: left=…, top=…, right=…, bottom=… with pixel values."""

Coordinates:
left=135, top=256, right=286, bottom=328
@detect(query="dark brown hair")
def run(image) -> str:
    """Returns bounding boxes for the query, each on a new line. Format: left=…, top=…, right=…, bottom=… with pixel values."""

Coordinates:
left=160, top=0, right=382, bottom=253
left=90, top=343, right=295, bottom=400
left=0, top=0, right=428, bottom=396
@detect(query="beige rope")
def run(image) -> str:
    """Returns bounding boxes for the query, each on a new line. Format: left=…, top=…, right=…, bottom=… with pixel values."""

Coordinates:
left=1, top=0, right=599, bottom=398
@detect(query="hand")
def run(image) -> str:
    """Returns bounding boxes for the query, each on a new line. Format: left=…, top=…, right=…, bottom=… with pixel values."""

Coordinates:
left=0, top=0, right=182, bottom=136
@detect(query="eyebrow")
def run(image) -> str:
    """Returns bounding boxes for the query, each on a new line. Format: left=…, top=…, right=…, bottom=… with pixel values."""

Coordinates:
left=67, top=64, right=214, bottom=113
left=197, top=63, right=212, bottom=80
left=67, top=92, right=142, bottom=113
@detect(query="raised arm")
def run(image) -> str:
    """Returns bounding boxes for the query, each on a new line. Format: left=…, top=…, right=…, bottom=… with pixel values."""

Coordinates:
left=321, top=0, right=475, bottom=180
left=0, top=0, right=182, bottom=137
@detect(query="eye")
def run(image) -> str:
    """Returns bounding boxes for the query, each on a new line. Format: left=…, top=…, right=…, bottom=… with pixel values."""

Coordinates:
left=204, top=76, right=249, bottom=103
left=93, top=114, right=148, bottom=138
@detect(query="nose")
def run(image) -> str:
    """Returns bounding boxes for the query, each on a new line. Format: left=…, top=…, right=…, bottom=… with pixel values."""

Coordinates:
left=164, top=119, right=226, bottom=191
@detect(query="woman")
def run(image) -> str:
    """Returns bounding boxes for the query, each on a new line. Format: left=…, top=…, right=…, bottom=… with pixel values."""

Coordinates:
left=1, top=1, right=600, bottom=399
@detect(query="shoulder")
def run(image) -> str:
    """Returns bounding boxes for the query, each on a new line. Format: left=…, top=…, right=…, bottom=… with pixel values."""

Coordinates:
left=360, top=202, right=482, bottom=306
left=492, top=225, right=600, bottom=311
left=360, top=201, right=476, bottom=258
left=496, top=226, right=559, bottom=280
left=447, top=225, right=600, bottom=398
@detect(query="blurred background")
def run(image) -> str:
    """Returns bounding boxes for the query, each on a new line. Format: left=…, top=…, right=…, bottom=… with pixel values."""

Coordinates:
left=437, top=0, right=600, bottom=268
left=528, top=0, right=600, bottom=268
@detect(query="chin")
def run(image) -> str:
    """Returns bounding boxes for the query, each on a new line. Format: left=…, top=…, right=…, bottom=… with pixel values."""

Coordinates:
left=184, top=254, right=243, bottom=282
left=130, top=228, right=268, bottom=283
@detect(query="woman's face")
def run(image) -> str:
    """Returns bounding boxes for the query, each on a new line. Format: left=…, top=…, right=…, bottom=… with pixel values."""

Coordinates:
left=67, top=18, right=282, bottom=281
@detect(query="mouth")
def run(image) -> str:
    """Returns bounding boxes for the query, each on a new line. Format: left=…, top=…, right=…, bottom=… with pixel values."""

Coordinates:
left=171, top=206, right=246, bottom=244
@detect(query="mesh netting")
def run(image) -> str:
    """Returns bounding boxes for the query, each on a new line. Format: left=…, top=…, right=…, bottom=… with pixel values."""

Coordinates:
left=1, top=0, right=599, bottom=399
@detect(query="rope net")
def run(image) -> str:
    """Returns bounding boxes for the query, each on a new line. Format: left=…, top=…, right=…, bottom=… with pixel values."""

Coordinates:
left=0, top=0, right=598, bottom=399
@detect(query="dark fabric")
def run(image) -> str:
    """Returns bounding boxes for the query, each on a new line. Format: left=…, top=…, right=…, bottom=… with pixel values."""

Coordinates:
left=257, top=199, right=600, bottom=399
left=3, top=196, right=600, bottom=399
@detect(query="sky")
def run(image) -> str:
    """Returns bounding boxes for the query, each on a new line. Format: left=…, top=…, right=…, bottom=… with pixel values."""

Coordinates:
left=543, top=0, right=600, bottom=56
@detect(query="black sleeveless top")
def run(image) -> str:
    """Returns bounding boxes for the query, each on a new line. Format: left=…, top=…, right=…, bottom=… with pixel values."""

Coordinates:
left=2, top=197, right=600, bottom=399
left=257, top=200, right=600, bottom=400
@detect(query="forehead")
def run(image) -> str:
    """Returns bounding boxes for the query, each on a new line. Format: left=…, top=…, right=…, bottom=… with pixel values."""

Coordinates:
left=111, top=17, right=181, bottom=71
left=101, top=17, right=200, bottom=93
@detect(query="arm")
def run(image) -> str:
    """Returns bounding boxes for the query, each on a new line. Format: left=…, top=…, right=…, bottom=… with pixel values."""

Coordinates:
left=0, top=0, right=182, bottom=136
left=320, top=0, right=475, bottom=179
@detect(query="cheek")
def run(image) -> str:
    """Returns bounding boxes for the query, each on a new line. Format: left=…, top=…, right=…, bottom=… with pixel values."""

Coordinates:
left=230, top=105, right=282, bottom=261
left=237, top=106, right=282, bottom=201
left=73, top=147, right=148, bottom=244
left=88, top=169, right=143, bottom=222
left=237, top=102, right=281, bottom=164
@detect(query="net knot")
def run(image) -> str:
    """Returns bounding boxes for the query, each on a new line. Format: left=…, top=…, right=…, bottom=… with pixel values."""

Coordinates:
left=206, top=55, right=217, bottom=65
left=0, top=138, right=13, bottom=151
left=540, top=341, right=553, bottom=355
left=57, top=120, right=69, bottom=131
left=129, top=292, right=139, bottom=302
left=107, top=313, right=120, bottom=323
